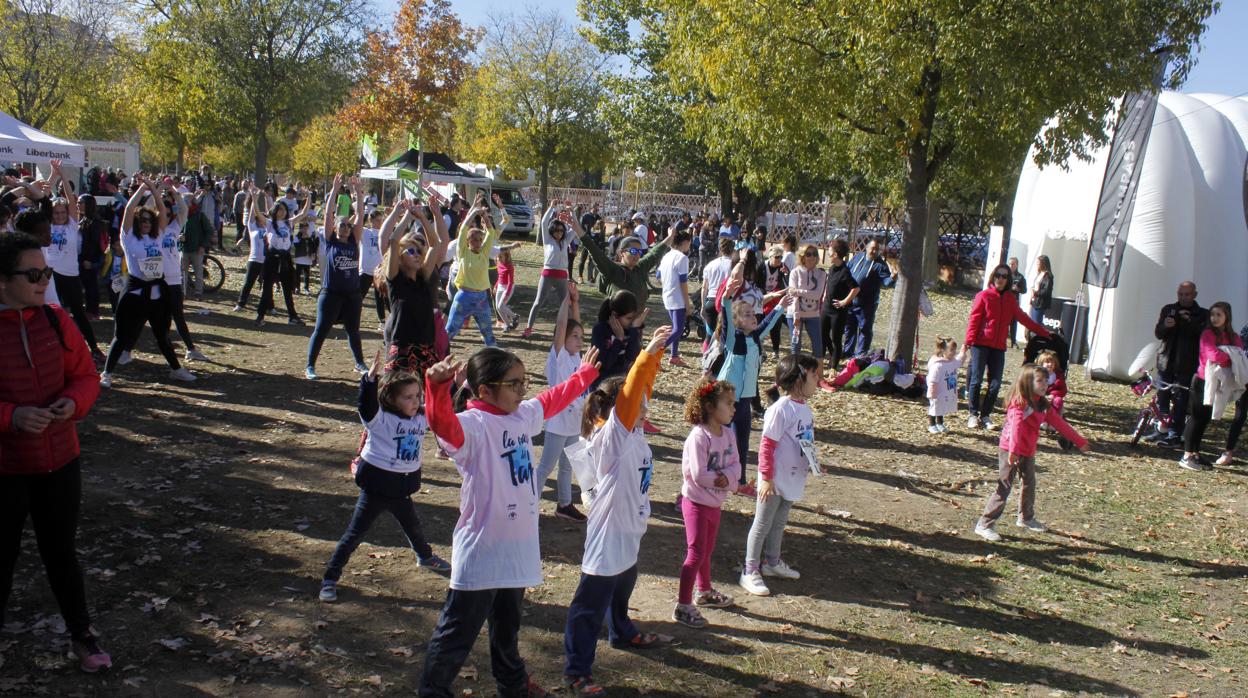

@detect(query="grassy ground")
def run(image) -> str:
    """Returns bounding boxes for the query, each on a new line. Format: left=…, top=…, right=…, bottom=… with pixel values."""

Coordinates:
left=2, top=244, right=1246, bottom=697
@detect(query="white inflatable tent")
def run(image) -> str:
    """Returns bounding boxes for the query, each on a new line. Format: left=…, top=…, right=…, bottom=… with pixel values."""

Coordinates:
left=1005, top=92, right=1248, bottom=380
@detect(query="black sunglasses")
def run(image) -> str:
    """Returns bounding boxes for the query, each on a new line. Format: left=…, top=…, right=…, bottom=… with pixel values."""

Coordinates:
left=8, top=266, right=53, bottom=283
left=993, top=272, right=1010, bottom=279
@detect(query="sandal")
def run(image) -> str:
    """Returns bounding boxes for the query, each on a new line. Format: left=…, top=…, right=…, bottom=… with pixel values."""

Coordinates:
left=563, top=675, right=606, bottom=696
left=694, top=589, right=734, bottom=608
left=611, top=631, right=664, bottom=650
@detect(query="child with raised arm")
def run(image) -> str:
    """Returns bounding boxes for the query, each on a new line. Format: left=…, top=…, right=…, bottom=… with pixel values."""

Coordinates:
left=538, top=283, right=589, bottom=522
left=419, top=345, right=600, bottom=698
left=562, top=326, right=672, bottom=696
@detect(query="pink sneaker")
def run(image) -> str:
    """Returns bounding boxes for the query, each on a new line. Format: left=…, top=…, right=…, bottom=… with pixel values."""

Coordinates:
left=71, top=635, right=112, bottom=673
left=522, top=327, right=534, bottom=339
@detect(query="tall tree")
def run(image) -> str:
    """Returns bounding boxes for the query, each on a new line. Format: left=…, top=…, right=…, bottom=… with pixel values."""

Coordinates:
left=145, top=0, right=367, bottom=178
left=645, top=0, right=1217, bottom=364
left=292, top=112, right=359, bottom=186
left=0, top=0, right=113, bottom=129
left=453, top=8, right=611, bottom=210
left=339, top=0, right=479, bottom=149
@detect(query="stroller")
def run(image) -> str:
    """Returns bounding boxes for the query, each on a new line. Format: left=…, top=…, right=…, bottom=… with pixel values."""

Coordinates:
left=1024, top=331, right=1074, bottom=451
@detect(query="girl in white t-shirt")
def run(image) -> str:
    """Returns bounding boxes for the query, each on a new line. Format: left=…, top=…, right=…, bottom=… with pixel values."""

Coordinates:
left=739, top=353, right=821, bottom=597
left=674, top=378, right=740, bottom=629
left=420, top=345, right=600, bottom=698
left=926, top=337, right=966, bottom=433
left=318, top=353, right=450, bottom=603
left=537, top=286, right=589, bottom=522
left=562, top=326, right=672, bottom=696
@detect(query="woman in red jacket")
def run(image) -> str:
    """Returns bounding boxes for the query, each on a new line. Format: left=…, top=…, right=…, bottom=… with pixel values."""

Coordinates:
left=0, top=233, right=110, bottom=673
left=964, top=264, right=1050, bottom=430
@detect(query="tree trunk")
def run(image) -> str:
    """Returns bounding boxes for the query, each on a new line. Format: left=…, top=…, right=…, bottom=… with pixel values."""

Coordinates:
left=921, top=198, right=945, bottom=284
left=716, top=165, right=733, bottom=217
left=253, top=118, right=270, bottom=184
left=885, top=139, right=931, bottom=368
left=996, top=166, right=1022, bottom=264
left=175, top=140, right=186, bottom=175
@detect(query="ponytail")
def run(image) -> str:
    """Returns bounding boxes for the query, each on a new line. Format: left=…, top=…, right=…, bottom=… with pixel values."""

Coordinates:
left=581, top=377, right=625, bottom=437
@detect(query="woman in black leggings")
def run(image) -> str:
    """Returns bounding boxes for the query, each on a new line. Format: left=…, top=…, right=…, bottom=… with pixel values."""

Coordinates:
left=251, top=185, right=310, bottom=326
left=100, top=175, right=196, bottom=388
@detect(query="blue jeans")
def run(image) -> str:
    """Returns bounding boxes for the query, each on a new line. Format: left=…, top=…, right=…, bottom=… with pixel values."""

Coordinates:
left=419, top=587, right=528, bottom=697
left=563, top=564, right=640, bottom=678
left=446, top=289, right=496, bottom=346
left=307, top=289, right=364, bottom=369
left=842, top=302, right=877, bottom=356
left=967, top=345, right=1006, bottom=419
left=1029, top=307, right=1045, bottom=327
left=537, top=432, right=576, bottom=506
left=790, top=316, right=823, bottom=358
left=666, top=307, right=686, bottom=357
left=322, top=463, right=433, bottom=583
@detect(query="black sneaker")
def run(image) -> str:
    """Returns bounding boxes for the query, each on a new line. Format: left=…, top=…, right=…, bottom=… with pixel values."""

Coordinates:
left=1158, top=434, right=1184, bottom=449
left=555, top=503, right=588, bottom=522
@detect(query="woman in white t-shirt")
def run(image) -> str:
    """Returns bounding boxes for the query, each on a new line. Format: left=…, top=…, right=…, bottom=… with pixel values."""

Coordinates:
left=100, top=176, right=195, bottom=388
left=233, top=188, right=268, bottom=312
left=251, top=186, right=311, bottom=326
left=420, top=346, right=600, bottom=697
left=43, top=160, right=103, bottom=359
left=562, top=326, right=672, bottom=695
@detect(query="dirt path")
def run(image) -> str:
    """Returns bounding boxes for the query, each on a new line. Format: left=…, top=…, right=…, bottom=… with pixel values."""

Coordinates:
left=2, top=247, right=1246, bottom=697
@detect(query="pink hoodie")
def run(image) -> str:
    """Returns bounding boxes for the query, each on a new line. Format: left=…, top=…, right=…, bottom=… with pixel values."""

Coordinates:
left=998, top=401, right=1088, bottom=457
left=1195, top=328, right=1241, bottom=380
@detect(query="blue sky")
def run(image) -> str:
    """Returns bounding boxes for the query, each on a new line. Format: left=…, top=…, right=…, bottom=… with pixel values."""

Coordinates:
left=380, top=0, right=1246, bottom=97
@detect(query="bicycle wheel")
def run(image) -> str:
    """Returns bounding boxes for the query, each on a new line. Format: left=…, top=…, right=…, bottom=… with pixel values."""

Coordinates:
left=1130, top=411, right=1151, bottom=446
left=202, top=254, right=226, bottom=293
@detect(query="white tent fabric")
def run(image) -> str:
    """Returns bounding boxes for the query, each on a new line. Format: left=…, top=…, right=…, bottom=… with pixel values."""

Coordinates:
left=1005, top=92, right=1248, bottom=379
left=0, top=110, right=85, bottom=166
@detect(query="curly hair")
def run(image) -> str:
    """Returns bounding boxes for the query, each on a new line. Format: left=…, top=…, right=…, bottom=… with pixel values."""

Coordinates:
left=684, top=379, right=736, bottom=425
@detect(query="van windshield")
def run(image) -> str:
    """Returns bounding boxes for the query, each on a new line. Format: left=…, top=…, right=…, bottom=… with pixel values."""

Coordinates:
left=493, top=188, right=527, bottom=206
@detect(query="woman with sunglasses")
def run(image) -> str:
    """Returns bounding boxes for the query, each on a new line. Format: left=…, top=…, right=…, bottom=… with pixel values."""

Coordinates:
left=521, top=201, right=572, bottom=339
left=964, top=263, right=1051, bottom=430
left=0, top=232, right=112, bottom=673
left=381, top=196, right=449, bottom=375
left=251, top=184, right=312, bottom=327
left=570, top=216, right=674, bottom=312
left=100, top=176, right=195, bottom=387
left=305, top=174, right=369, bottom=380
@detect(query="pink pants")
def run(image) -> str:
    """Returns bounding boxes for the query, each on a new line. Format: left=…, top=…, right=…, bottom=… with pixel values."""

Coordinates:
left=679, top=497, right=723, bottom=604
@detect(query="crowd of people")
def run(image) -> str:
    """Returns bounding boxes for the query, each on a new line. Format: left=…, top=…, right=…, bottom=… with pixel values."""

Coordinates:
left=38, top=161, right=1248, bottom=695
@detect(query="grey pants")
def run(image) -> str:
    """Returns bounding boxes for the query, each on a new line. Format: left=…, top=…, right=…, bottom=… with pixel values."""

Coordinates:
left=744, top=494, right=795, bottom=572
left=526, top=275, right=568, bottom=330
left=536, top=432, right=576, bottom=507
left=977, top=449, right=1036, bottom=527
left=184, top=249, right=204, bottom=297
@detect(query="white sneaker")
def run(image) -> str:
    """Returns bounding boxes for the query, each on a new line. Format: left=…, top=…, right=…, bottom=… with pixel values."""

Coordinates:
left=761, top=560, right=800, bottom=579
left=118, top=351, right=133, bottom=366
left=928, top=425, right=940, bottom=434
left=967, top=414, right=979, bottom=429
left=937, top=423, right=949, bottom=433
left=353, top=362, right=369, bottom=375
left=186, top=349, right=209, bottom=362
left=974, top=524, right=1001, bottom=542
left=99, top=372, right=113, bottom=388
left=981, top=417, right=996, bottom=431
left=305, top=367, right=319, bottom=380
left=232, top=304, right=244, bottom=313
left=1015, top=517, right=1046, bottom=532
left=739, top=571, right=771, bottom=596
left=1215, top=451, right=1234, bottom=466
left=169, top=367, right=197, bottom=382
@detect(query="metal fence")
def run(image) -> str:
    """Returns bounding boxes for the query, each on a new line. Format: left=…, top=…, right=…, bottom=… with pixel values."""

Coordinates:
left=523, top=186, right=993, bottom=283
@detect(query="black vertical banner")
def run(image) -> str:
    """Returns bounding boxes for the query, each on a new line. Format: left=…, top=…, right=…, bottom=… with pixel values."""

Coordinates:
left=1083, top=59, right=1168, bottom=289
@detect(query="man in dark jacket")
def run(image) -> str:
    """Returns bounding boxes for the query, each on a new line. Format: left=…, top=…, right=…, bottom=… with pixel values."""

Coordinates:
left=842, top=238, right=896, bottom=356
left=1007, top=257, right=1027, bottom=348
left=1149, top=281, right=1206, bottom=445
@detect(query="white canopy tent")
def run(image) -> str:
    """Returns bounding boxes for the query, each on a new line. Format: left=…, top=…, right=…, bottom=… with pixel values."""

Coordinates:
left=0, top=110, right=85, bottom=166
left=1006, top=92, right=1248, bottom=380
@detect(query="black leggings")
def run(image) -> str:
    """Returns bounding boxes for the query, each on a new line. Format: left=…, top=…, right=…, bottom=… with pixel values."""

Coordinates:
left=237, top=260, right=264, bottom=308
left=162, top=284, right=198, bottom=353
left=822, top=310, right=850, bottom=369
left=360, top=274, right=387, bottom=322
left=53, top=272, right=99, bottom=353
left=0, top=459, right=92, bottom=638
left=104, top=289, right=181, bottom=372
left=1183, top=376, right=1214, bottom=453
left=258, top=252, right=299, bottom=322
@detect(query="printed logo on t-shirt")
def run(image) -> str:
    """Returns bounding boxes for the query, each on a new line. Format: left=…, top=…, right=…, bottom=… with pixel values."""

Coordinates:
left=639, top=455, right=653, bottom=495
left=392, top=425, right=424, bottom=462
left=501, top=430, right=536, bottom=494
left=945, top=370, right=957, bottom=391
left=50, top=228, right=68, bottom=250
left=162, top=233, right=180, bottom=252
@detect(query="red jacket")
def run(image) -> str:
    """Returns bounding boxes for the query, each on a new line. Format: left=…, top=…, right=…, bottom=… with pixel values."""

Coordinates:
left=965, top=286, right=1049, bottom=350
left=0, top=304, right=99, bottom=475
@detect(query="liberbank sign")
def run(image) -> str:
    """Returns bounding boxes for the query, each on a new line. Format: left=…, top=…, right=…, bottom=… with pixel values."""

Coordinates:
left=0, top=143, right=79, bottom=161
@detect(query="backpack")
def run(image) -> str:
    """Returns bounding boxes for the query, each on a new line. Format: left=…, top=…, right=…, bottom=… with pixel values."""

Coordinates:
left=42, top=304, right=68, bottom=351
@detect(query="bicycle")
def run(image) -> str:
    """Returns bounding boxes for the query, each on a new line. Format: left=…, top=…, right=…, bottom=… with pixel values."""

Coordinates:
left=186, top=253, right=226, bottom=294
left=1128, top=368, right=1186, bottom=446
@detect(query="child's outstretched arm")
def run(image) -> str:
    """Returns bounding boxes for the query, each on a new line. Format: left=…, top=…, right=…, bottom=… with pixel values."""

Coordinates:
left=536, top=347, right=601, bottom=418
left=358, top=350, right=384, bottom=423
left=425, top=355, right=466, bottom=449
left=1045, top=408, right=1089, bottom=451
left=616, top=327, right=671, bottom=431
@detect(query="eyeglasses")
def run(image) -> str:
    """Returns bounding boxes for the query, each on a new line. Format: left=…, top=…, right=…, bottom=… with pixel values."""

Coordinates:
left=7, top=266, right=53, bottom=283
left=402, top=247, right=420, bottom=257
left=485, top=377, right=528, bottom=393
left=803, top=251, right=819, bottom=258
